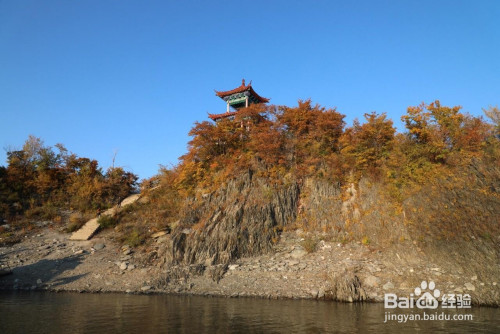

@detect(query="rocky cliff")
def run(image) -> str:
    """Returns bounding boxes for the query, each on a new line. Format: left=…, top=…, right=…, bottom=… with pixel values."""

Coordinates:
left=160, top=161, right=499, bottom=305
left=168, top=172, right=299, bottom=265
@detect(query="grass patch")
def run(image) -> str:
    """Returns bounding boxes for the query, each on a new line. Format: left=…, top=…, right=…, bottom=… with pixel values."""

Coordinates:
left=98, top=215, right=118, bottom=229
left=301, top=236, right=318, bottom=253
left=24, top=204, right=58, bottom=220
left=65, top=212, right=87, bottom=232
left=124, top=230, right=144, bottom=247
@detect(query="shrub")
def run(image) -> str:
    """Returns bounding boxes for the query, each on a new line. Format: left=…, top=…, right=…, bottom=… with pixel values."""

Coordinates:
left=65, top=212, right=86, bottom=232
left=301, top=236, right=318, bottom=253
left=125, top=230, right=144, bottom=247
left=97, top=215, right=117, bottom=229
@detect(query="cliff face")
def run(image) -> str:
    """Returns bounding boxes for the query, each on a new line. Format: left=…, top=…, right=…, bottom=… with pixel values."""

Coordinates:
left=167, top=173, right=407, bottom=267
left=165, top=162, right=499, bottom=303
left=297, top=178, right=407, bottom=244
left=160, top=161, right=500, bottom=304
left=168, top=172, right=299, bottom=265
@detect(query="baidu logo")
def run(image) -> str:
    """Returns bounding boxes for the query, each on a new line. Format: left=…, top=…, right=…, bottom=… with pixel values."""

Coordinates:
left=384, top=280, right=473, bottom=323
left=385, top=280, right=440, bottom=309
left=413, top=280, right=440, bottom=308
left=385, top=280, right=471, bottom=309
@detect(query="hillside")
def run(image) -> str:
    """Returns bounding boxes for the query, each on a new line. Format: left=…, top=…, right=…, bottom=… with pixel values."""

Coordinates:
left=1, top=101, right=499, bottom=304
left=119, top=100, right=499, bottom=304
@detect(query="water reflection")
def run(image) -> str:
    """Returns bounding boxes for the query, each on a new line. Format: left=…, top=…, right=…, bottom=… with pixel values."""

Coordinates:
left=0, top=292, right=498, bottom=333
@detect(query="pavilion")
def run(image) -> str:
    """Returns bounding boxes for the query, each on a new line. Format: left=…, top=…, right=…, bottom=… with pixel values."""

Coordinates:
left=208, top=79, right=269, bottom=121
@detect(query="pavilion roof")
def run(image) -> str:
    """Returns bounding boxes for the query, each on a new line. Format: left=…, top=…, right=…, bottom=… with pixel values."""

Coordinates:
left=215, top=79, right=270, bottom=103
left=208, top=111, right=238, bottom=121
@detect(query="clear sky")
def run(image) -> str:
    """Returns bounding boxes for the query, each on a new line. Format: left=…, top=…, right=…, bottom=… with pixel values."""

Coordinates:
left=1, top=0, right=499, bottom=180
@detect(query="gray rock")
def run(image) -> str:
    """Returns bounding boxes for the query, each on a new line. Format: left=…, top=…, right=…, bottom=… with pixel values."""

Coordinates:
left=120, top=262, right=128, bottom=270
left=399, top=282, right=411, bottom=289
left=228, top=264, right=239, bottom=271
left=141, top=286, right=151, bottom=291
left=123, top=249, right=132, bottom=255
left=290, top=249, right=307, bottom=259
left=318, top=287, right=325, bottom=299
left=35, top=221, right=50, bottom=227
left=36, top=279, right=42, bottom=285
left=383, top=282, right=394, bottom=290
left=319, top=240, right=332, bottom=250
left=310, top=289, right=318, bottom=298
left=464, top=283, right=475, bottom=291
left=93, top=243, right=105, bottom=250
left=127, top=264, right=136, bottom=271
left=364, top=275, right=380, bottom=287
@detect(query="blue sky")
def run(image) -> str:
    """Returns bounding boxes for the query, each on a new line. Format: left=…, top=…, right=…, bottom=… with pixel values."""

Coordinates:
left=1, top=0, right=499, bottom=180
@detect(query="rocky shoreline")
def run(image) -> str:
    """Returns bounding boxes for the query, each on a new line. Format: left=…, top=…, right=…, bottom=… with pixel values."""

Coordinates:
left=1, top=228, right=499, bottom=307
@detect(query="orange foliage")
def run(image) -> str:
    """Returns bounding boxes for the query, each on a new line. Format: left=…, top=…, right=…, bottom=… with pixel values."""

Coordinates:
left=173, top=99, right=497, bottom=193
left=402, top=100, right=492, bottom=163
left=0, top=136, right=138, bottom=219
left=340, top=112, right=395, bottom=173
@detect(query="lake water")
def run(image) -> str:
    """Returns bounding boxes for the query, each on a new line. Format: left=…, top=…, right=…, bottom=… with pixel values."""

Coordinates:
left=0, top=291, right=498, bottom=333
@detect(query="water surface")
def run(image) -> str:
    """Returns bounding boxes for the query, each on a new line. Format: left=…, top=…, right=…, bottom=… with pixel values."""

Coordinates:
left=0, top=291, right=498, bottom=333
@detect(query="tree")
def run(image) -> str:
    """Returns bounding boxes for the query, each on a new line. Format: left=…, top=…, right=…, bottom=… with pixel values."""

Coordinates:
left=483, top=105, right=500, bottom=138
left=276, top=100, right=345, bottom=174
left=340, top=112, right=396, bottom=172
left=0, top=135, right=138, bottom=216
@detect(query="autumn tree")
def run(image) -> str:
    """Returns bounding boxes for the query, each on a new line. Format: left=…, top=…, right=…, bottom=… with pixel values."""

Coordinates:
left=0, top=136, right=138, bottom=219
left=340, top=112, right=396, bottom=173
left=239, top=105, right=285, bottom=167
left=483, top=105, right=500, bottom=138
left=276, top=100, right=345, bottom=175
left=105, top=167, right=139, bottom=205
left=401, top=100, right=489, bottom=164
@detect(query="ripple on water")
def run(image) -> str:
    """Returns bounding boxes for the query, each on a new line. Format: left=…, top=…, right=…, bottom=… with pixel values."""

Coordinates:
left=0, top=292, right=499, bottom=333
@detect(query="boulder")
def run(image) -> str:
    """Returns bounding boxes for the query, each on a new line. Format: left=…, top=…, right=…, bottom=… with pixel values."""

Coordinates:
left=383, top=282, right=394, bottom=290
